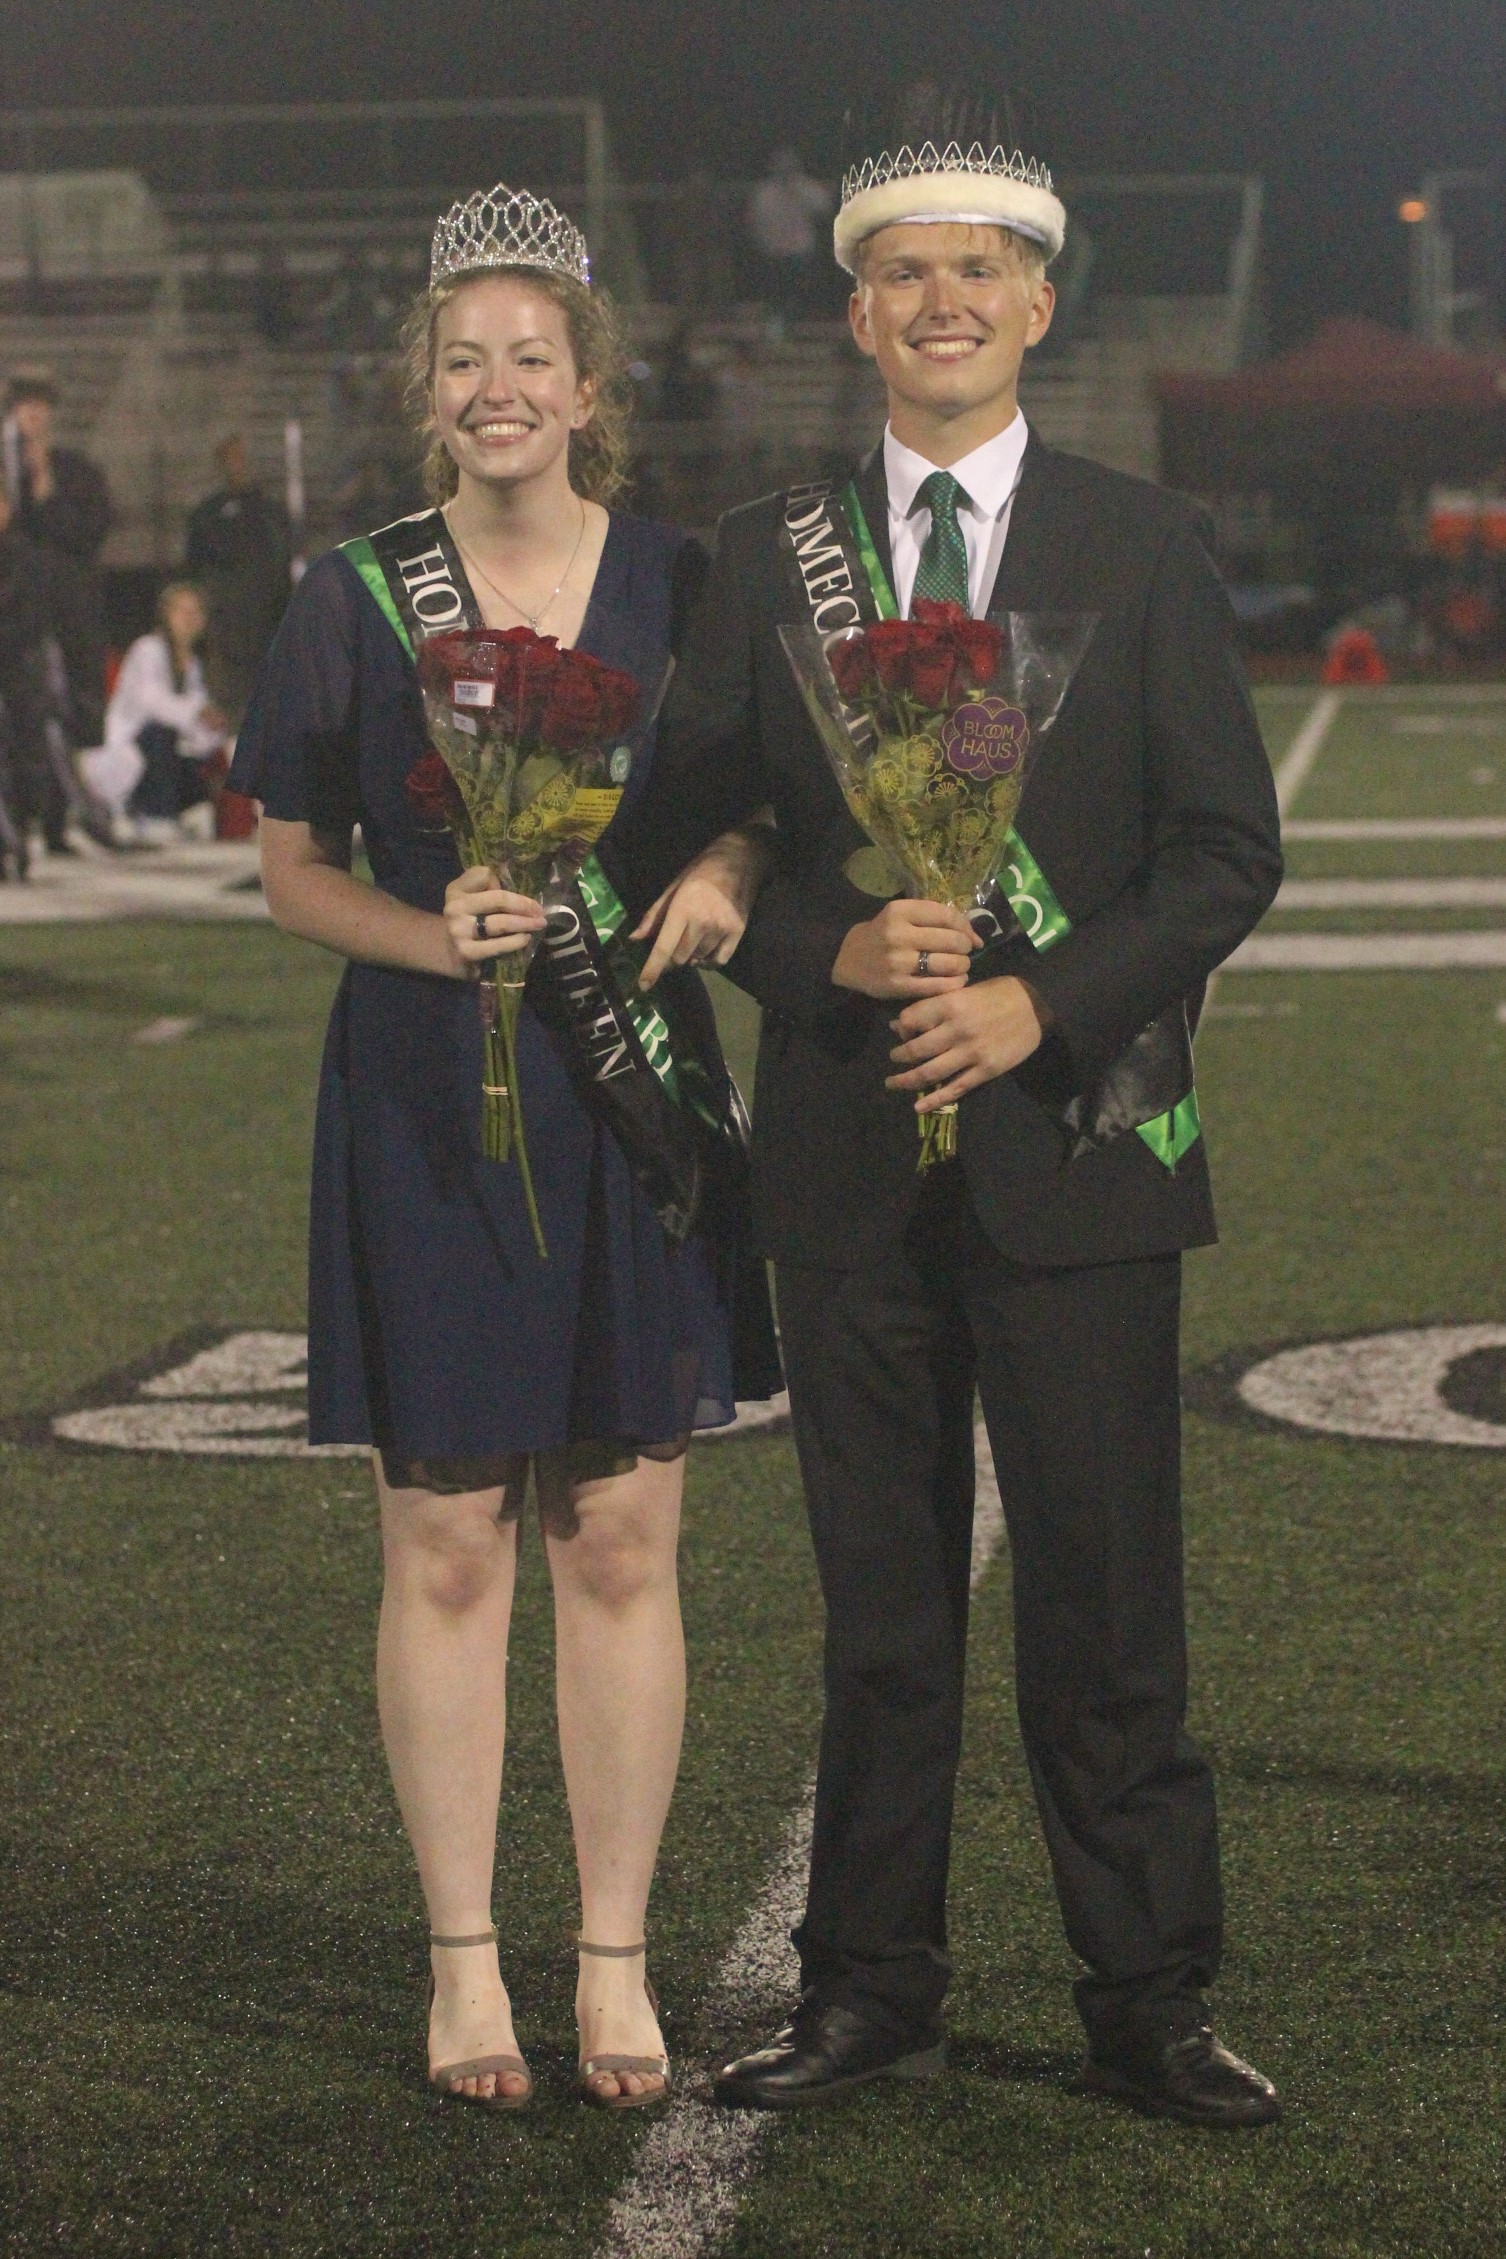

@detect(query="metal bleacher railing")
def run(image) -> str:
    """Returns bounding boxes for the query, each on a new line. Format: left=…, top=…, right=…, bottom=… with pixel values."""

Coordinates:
left=0, top=102, right=1265, bottom=574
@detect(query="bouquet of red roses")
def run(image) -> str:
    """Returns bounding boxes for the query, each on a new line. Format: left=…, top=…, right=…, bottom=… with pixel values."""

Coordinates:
left=780, top=599, right=1094, bottom=1164
left=408, top=626, right=641, bottom=1253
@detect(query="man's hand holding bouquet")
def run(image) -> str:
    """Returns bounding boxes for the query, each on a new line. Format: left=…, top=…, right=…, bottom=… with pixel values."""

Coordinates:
left=780, top=599, right=1093, bottom=1163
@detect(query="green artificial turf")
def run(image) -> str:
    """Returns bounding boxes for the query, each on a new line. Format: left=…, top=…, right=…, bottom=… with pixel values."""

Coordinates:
left=4, top=683, right=1506, bottom=2255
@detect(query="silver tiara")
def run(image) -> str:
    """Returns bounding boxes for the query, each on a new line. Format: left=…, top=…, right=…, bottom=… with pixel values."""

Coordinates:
left=840, top=142, right=1053, bottom=208
left=430, top=183, right=590, bottom=293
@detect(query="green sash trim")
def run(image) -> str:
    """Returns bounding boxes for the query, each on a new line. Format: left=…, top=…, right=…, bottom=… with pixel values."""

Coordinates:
left=843, top=483, right=898, bottom=621
left=339, top=534, right=414, bottom=657
left=575, top=852, right=720, bottom=1132
left=837, top=482, right=1198, bottom=1172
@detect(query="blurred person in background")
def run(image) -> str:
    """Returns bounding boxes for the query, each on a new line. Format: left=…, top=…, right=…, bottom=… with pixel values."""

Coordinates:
left=0, top=484, right=55, bottom=879
left=3, top=369, right=113, bottom=754
left=745, top=147, right=833, bottom=323
left=184, top=434, right=294, bottom=729
left=83, top=582, right=228, bottom=843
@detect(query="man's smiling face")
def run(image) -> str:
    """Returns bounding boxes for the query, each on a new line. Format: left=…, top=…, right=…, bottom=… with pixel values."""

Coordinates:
left=849, top=222, right=1054, bottom=431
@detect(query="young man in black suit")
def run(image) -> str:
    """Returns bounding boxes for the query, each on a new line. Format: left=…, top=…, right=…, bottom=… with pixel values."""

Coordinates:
left=624, top=115, right=1283, bottom=2126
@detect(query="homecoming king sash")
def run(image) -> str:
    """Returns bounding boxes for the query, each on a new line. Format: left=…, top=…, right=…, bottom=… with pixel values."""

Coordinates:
left=342, top=510, right=730, bottom=1242
left=777, top=479, right=1201, bottom=1171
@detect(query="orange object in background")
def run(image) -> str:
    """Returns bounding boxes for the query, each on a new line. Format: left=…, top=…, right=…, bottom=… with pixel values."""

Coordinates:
left=216, top=787, right=257, bottom=840
left=1478, top=498, right=1506, bottom=556
left=1427, top=489, right=1478, bottom=559
left=1323, top=629, right=1390, bottom=684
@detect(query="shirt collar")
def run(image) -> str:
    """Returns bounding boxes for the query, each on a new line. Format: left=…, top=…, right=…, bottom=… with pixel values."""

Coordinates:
left=883, top=412, right=1029, bottom=522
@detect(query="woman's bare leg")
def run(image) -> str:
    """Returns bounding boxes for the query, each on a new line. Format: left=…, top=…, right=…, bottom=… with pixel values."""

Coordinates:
left=542, top=1453, right=687, bottom=2099
left=375, top=1457, right=528, bottom=2101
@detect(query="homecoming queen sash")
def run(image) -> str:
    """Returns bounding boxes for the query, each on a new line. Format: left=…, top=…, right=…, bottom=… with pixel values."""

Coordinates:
left=777, top=479, right=1201, bottom=1171
left=342, top=509, right=729, bottom=1243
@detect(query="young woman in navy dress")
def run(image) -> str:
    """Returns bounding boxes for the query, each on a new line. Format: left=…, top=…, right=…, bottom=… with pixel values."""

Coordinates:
left=231, top=187, right=769, bottom=2109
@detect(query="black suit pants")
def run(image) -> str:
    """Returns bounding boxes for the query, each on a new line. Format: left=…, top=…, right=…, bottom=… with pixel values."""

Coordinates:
left=775, top=1162, right=1223, bottom=2048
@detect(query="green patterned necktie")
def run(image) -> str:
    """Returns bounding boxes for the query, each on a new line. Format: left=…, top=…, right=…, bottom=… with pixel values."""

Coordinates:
left=911, top=469, right=972, bottom=612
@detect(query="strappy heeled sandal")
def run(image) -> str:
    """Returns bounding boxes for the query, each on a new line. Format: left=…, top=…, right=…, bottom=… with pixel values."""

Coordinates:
left=427, top=1926, right=533, bottom=2109
left=576, top=1938, right=671, bottom=2110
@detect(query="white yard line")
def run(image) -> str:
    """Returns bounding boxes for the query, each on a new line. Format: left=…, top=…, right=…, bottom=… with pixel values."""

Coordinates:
left=1283, top=818, right=1506, bottom=840
left=0, top=842, right=266, bottom=924
left=1228, top=931, right=1506, bottom=970
left=593, top=1426, right=1006, bottom=2259
left=1274, top=878, right=1506, bottom=910
left=1273, top=689, right=1342, bottom=817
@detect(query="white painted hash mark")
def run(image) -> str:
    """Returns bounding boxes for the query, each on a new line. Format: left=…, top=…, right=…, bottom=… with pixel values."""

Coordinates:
left=593, top=1426, right=1006, bottom=2259
left=1273, top=689, right=1341, bottom=817
left=1274, top=878, right=1506, bottom=910
left=132, top=1015, right=202, bottom=1045
left=1282, top=819, right=1506, bottom=840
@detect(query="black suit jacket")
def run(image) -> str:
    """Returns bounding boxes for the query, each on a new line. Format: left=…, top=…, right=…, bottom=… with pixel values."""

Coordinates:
left=620, top=436, right=1283, bottom=1271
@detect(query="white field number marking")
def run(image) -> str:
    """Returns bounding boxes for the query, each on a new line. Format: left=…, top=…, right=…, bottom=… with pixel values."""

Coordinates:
left=1239, top=1327, right=1506, bottom=1447
left=51, top=1333, right=790, bottom=1457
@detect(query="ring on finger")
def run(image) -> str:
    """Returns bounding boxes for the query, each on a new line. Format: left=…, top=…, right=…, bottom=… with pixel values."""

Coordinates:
left=474, top=913, right=489, bottom=942
left=916, top=949, right=931, bottom=978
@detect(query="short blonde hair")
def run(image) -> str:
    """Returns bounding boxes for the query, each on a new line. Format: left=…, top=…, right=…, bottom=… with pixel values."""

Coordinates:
left=400, top=266, right=635, bottom=509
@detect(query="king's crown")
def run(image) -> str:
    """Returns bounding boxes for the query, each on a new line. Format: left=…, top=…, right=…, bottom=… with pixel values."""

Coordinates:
left=840, top=141, right=1053, bottom=209
left=430, top=183, right=591, bottom=293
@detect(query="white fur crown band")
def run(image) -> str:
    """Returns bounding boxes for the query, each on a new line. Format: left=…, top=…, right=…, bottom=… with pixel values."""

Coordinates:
left=430, top=183, right=591, bottom=293
left=834, top=142, right=1067, bottom=272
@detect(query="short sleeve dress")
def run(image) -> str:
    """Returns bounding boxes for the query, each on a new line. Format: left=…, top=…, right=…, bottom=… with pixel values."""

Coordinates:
left=228, top=512, right=744, bottom=1468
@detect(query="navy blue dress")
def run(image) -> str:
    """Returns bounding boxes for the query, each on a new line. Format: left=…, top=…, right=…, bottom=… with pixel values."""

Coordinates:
left=229, top=513, right=738, bottom=1462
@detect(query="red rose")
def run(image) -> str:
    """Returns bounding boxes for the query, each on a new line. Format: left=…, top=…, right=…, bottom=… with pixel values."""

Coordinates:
left=949, top=616, right=1003, bottom=686
left=419, top=627, right=565, bottom=735
left=488, top=626, right=562, bottom=733
left=539, top=649, right=607, bottom=749
left=826, top=632, right=872, bottom=701
left=416, top=631, right=488, bottom=699
left=865, top=619, right=914, bottom=690
left=910, top=598, right=971, bottom=632
left=405, top=747, right=466, bottom=826
left=899, top=623, right=958, bottom=709
left=540, top=650, right=641, bottom=749
left=593, top=662, right=641, bottom=741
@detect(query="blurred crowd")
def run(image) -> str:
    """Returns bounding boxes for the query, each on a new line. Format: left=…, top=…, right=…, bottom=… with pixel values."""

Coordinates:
left=0, top=378, right=296, bottom=877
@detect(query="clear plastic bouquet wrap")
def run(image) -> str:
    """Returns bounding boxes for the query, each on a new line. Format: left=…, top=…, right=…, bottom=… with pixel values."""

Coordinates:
left=408, top=625, right=642, bottom=1252
left=780, top=599, right=1095, bottom=1164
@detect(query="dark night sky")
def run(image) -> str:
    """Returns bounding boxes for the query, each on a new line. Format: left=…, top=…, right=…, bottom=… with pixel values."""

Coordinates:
left=1, top=1, right=1500, bottom=343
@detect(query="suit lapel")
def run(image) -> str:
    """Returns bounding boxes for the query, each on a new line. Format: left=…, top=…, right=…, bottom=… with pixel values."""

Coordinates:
left=988, top=435, right=1092, bottom=614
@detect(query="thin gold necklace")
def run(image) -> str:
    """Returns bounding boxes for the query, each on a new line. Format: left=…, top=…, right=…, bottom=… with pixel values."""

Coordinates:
left=446, top=500, right=588, bottom=631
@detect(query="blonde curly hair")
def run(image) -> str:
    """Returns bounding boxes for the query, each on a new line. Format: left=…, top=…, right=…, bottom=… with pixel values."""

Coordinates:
left=400, top=266, right=634, bottom=509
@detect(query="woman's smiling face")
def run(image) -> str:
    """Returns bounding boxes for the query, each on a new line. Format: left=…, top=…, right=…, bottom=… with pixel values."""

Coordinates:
left=432, top=274, right=594, bottom=493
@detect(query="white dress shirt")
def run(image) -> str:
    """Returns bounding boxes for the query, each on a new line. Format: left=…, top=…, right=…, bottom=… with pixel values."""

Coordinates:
left=884, top=413, right=1029, bottom=619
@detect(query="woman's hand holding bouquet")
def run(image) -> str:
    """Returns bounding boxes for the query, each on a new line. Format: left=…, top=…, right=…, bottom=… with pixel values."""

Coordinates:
left=407, top=624, right=642, bottom=1255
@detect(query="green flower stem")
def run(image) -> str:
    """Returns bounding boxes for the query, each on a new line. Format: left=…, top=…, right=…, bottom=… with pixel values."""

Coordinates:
left=917, top=1102, right=958, bottom=1170
left=497, top=968, right=547, bottom=1262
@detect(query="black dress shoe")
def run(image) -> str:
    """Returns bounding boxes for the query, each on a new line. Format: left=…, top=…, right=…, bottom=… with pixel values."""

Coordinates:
left=713, top=2002, right=947, bottom=2110
left=1082, top=2026, right=1280, bottom=2128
